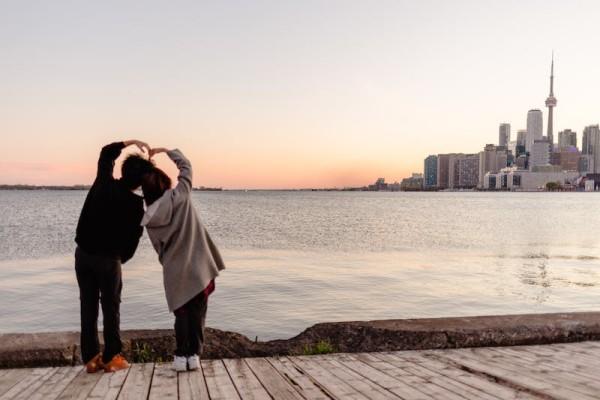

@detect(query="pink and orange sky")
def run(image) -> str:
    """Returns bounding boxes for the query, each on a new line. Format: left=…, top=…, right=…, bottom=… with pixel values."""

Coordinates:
left=2, top=1, right=600, bottom=189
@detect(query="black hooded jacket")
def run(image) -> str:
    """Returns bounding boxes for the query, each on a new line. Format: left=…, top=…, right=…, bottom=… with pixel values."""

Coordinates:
left=75, top=142, right=144, bottom=263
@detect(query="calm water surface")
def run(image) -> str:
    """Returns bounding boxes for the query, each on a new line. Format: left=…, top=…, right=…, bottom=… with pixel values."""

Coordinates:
left=1, top=190, right=599, bottom=340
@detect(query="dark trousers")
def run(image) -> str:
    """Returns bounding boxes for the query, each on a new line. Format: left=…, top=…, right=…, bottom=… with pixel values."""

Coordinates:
left=75, top=246, right=122, bottom=364
left=174, top=292, right=207, bottom=357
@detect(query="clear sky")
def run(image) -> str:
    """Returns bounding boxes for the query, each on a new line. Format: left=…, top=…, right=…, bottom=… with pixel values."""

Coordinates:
left=2, top=0, right=600, bottom=189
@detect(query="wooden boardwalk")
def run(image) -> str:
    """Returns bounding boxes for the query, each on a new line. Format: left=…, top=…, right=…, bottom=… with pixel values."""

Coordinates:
left=1, top=341, right=600, bottom=399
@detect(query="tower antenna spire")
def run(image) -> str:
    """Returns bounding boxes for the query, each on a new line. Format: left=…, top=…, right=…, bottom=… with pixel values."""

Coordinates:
left=545, top=52, right=557, bottom=145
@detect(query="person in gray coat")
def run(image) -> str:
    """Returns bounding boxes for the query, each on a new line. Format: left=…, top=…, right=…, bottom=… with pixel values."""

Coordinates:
left=141, top=147, right=225, bottom=372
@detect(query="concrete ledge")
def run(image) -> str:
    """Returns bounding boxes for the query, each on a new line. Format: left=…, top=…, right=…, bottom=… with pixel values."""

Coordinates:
left=2, top=312, right=600, bottom=368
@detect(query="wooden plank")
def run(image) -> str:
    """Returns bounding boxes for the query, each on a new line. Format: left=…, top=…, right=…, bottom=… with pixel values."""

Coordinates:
left=55, top=367, right=104, bottom=400
left=343, top=352, right=467, bottom=400
left=0, top=367, right=58, bottom=400
left=267, top=357, right=336, bottom=400
left=486, top=347, right=600, bottom=390
left=29, top=367, right=81, bottom=400
left=327, top=353, right=436, bottom=400
left=472, top=347, right=600, bottom=394
left=202, top=359, right=241, bottom=400
left=365, top=352, right=501, bottom=400
left=390, top=351, right=539, bottom=400
left=117, top=364, right=154, bottom=400
left=223, top=358, right=271, bottom=400
left=148, top=363, right=178, bottom=400
left=0, top=368, right=32, bottom=395
left=436, top=349, right=597, bottom=400
left=244, top=358, right=304, bottom=400
left=87, top=367, right=130, bottom=400
left=548, top=342, right=600, bottom=363
left=179, top=367, right=210, bottom=400
left=517, top=344, right=600, bottom=374
left=286, top=356, right=371, bottom=400
left=314, top=356, right=401, bottom=399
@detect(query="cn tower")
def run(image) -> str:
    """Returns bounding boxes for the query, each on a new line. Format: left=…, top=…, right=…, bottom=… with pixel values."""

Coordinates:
left=545, top=53, right=557, bottom=146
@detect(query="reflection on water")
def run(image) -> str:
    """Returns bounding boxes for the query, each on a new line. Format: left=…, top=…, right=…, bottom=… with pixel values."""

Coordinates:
left=0, top=190, right=599, bottom=340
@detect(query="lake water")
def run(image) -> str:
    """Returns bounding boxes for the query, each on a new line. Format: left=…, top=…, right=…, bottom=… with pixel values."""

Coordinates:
left=1, top=190, right=599, bottom=340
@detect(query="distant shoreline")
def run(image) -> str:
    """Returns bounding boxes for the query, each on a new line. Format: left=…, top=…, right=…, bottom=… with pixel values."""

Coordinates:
left=0, top=185, right=595, bottom=192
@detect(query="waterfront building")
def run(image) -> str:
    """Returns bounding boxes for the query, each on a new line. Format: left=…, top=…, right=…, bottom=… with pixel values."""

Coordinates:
left=582, top=125, right=600, bottom=173
left=578, top=154, right=594, bottom=175
left=423, top=155, right=438, bottom=188
left=484, top=167, right=579, bottom=191
left=436, top=153, right=459, bottom=190
left=582, top=125, right=599, bottom=155
left=368, top=178, right=388, bottom=191
left=584, top=173, right=600, bottom=191
left=457, top=155, right=480, bottom=189
left=526, top=109, right=543, bottom=153
left=558, top=129, right=577, bottom=149
left=551, top=146, right=580, bottom=172
left=400, top=174, right=424, bottom=191
left=448, top=154, right=479, bottom=189
left=388, top=181, right=401, bottom=191
left=499, top=123, right=510, bottom=147
left=515, top=154, right=528, bottom=170
left=478, top=144, right=508, bottom=188
left=530, top=139, right=551, bottom=168
left=545, top=55, right=557, bottom=146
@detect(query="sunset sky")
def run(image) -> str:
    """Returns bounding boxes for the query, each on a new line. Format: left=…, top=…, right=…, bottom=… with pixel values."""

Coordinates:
left=2, top=1, right=600, bottom=189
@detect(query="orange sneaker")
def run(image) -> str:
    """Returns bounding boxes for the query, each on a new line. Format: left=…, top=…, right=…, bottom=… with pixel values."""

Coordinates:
left=85, top=353, right=105, bottom=373
left=104, top=354, right=130, bottom=373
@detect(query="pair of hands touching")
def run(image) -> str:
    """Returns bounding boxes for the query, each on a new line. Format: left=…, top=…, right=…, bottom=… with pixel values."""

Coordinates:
left=123, top=140, right=168, bottom=159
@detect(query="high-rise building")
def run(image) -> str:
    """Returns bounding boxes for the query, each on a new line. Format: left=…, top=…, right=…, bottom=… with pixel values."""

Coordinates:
left=558, top=129, right=577, bottom=149
left=526, top=109, right=543, bottom=153
left=545, top=54, right=557, bottom=146
left=437, top=153, right=464, bottom=189
left=514, top=129, right=527, bottom=157
left=550, top=146, right=580, bottom=171
left=579, top=154, right=594, bottom=174
left=436, top=154, right=452, bottom=190
left=478, top=144, right=508, bottom=188
left=530, top=139, right=551, bottom=168
left=582, top=125, right=599, bottom=155
left=423, top=155, right=438, bottom=188
left=499, top=123, right=510, bottom=147
left=456, top=155, right=480, bottom=189
left=516, top=129, right=527, bottom=146
left=448, top=154, right=462, bottom=189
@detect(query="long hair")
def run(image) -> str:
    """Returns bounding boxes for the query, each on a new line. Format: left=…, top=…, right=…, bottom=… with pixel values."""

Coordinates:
left=141, top=167, right=172, bottom=206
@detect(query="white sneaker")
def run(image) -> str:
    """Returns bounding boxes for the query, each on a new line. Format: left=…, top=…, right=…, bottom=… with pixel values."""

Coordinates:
left=173, top=356, right=187, bottom=372
left=187, top=355, right=200, bottom=370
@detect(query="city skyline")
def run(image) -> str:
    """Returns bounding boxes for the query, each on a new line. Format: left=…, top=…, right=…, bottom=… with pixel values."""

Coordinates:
left=3, top=1, right=600, bottom=189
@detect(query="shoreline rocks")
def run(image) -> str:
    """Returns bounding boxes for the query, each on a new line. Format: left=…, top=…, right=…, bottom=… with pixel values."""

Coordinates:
left=2, top=312, right=600, bottom=368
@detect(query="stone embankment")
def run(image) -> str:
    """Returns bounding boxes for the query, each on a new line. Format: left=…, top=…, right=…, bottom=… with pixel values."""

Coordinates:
left=2, top=312, right=600, bottom=368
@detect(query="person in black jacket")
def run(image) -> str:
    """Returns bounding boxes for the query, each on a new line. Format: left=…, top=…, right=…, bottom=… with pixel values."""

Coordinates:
left=75, top=140, right=153, bottom=373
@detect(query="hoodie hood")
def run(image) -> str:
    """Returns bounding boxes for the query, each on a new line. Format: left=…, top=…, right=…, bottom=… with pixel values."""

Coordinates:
left=141, top=190, right=174, bottom=228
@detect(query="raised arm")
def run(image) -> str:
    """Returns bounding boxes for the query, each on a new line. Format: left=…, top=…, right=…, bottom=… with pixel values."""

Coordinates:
left=96, top=140, right=150, bottom=182
left=97, top=142, right=125, bottom=181
left=150, top=147, right=193, bottom=194
left=168, top=149, right=193, bottom=194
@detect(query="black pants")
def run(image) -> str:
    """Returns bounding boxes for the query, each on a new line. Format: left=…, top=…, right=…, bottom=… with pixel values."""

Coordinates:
left=174, top=292, right=207, bottom=357
left=75, top=246, right=122, bottom=364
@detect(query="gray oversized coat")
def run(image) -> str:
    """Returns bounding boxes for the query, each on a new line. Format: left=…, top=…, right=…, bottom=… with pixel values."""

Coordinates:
left=141, top=149, right=225, bottom=312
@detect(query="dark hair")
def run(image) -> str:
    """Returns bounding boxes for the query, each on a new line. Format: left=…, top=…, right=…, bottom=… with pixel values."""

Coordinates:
left=121, top=155, right=154, bottom=189
left=141, top=167, right=172, bottom=206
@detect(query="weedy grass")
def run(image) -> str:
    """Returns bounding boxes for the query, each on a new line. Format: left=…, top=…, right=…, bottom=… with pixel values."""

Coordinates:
left=302, top=340, right=335, bottom=355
